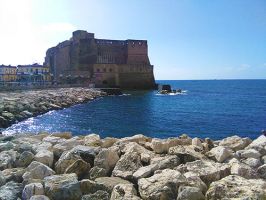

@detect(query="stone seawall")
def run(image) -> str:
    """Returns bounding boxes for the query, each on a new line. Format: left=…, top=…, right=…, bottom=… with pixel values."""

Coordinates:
left=0, top=88, right=106, bottom=128
left=0, top=133, right=266, bottom=199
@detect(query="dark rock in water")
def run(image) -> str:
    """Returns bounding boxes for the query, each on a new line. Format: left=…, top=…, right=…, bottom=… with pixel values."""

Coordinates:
left=158, top=84, right=171, bottom=92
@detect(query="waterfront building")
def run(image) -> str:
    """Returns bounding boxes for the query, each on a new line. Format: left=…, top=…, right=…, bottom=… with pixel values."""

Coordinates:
left=0, top=65, right=17, bottom=83
left=44, top=30, right=155, bottom=89
left=17, top=63, right=51, bottom=84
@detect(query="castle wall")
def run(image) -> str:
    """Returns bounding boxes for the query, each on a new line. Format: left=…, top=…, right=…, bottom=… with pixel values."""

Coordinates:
left=44, top=30, right=156, bottom=89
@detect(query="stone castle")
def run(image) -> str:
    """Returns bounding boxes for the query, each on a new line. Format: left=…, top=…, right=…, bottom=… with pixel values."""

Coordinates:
left=44, top=30, right=156, bottom=89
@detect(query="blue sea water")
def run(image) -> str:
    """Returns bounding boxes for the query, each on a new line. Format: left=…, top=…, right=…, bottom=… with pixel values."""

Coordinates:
left=3, top=80, right=266, bottom=140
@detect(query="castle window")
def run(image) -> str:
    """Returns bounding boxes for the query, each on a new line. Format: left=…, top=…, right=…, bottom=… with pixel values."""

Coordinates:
left=103, top=68, right=106, bottom=72
left=97, top=69, right=100, bottom=72
left=109, top=68, right=113, bottom=72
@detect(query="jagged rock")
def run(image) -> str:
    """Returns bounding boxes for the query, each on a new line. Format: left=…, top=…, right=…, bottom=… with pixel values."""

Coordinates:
left=192, top=138, right=203, bottom=149
left=84, top=134, right=102, bottom=146
left=0, top=181, right=23, bottom=200
left=89, top=166, right=107, bottom=180
left=51, top=132, right=72, bottom=139
left=44, top=173, right=82, bottom=200
left=101, top=137, right=118, bottom=148
left=262, top=155, right=266, bottom=164
left=22, top=183, right=44, bottom=200
left=168, top=145, right=204, bottom=163
left=151, top=155, right=180, bottom=169
left=52, top=137, right=83, bottom=158
left=183, top=172, right=208, bottom=194
left=237, top=148, right=261, bottom=159
left=112, top=151, right=142, bottom=180
left=17, top=151, right=34, bottom=167
left=81, top=190, right=109, bottom=200
left=133, top=164, right=158, bottom=180
left=118, top=134, right=151, bottom=144
left=245, top=135, right=266, bottom=154
left=29, top=195, right=50, bottom=200
left=55, top=145, right=96, bottom=174
left=0, top=171, right=6, bottom=187
left=176, top=160, right=230, bottom=186
left=0, top=141, right=15, bottom=151
left=206, top=175, right=266, bottom=199
left=111, top=184, right=141, bottom=200
left=257, top=164, right=266, bottom=179
left=23, top=161, right=55, bottom=184
left=65, top=159, right=90, bottom=179
left=219, top=135, right=251, bottom=151
left=121, top=142, right=155, bottom=159
left=151, top=138, right=180, bottom=154
left=32, top=142, right=53, bottom=154
left=0, top=150, right=18, bottom=170
left=42, top=136, right=66, bottom=145
left=94, top=148, right=119, bottom=174
left=2, top=168, right=25, bottom=183
left=34, top=150, right=54, bottom=167
left=242, top=157, right=262, bottom=168
left=95, top=177, right=131, bottom=194
left=206, top=146, right=233, bottom=162
left=177, top=186, right=205, bottom=200
left=230, top=160, right=258, bottom=179
left=138, top=169, right=187, bottom=200
left=80, top=179, right=107, bottom=194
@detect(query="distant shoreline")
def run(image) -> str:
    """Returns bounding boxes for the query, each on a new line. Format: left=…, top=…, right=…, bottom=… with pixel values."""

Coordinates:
left=0, top=87, right=105, bottom=129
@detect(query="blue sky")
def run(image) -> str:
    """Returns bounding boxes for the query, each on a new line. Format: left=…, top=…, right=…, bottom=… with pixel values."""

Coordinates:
left=0, top=0, right=265, bottom=79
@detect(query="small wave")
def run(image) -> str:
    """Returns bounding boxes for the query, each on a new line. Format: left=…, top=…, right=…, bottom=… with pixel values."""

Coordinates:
left=155, top=91, right=187, bottom=96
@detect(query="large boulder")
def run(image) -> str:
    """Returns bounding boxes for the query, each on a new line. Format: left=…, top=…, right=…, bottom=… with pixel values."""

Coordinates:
left=42, top=136, right=66, bottom=145
left=236, top=149, right=261, bottom=159
left=84, top=134, right=102, bottom=146
left=176, top=160, right=230, bottom=186
left=230, top=160, right=258, bottom=179
left=95, top=177, right=131, bottom=194
left=112, top=151, right=142, bottom=180
left=257, top=164, right=266, bottom=179
left=34, top=150, right=54, bottom=167
left=44, top=173, right=82, bottom=200
left=150, top=155, right=180, bottom=169
left=2, top=167, right=25, bottom=183
left=110, top=184, right=141, bottom=200
left=138, top=169, right=188, bottom=200
left=133, top=164, right=158, bottom=180
left=22, top=183, right=44, bottom=200
left=81, top=190, right=109, bottom=200
left=65, top=159, right=90, bottom=179
left=23, top=161, right=55, bottom=184
left=177, top=186, right=205, bottom=200
left=0, top=181, right=23, bottom=200
left=52, top=137, right=83, bottom=158
left=94, top=148, right=120, bottom=175
left=219, top=135, right=251, bottom=151
left=206, top=175, right=266, bottom=199
left=0, top=150, right=18, bottom=170
left=245, top=135, right=266, bottom=154
left=206, top=146, right=233, bottom=162
left=89, top=166, right=107, bottom=180
left=55, top=145, right=96, bottom=174
left=17, top=151, right=34, bottom=167
left=168, top=145, right=205, bottom=163
left=80, top=179, right=107, bottom=195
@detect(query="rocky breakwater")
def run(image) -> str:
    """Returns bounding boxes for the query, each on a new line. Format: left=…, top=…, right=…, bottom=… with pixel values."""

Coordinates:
left=0, top=88, right=105, bottom=128
left=0, top=133, right=266, bottom=200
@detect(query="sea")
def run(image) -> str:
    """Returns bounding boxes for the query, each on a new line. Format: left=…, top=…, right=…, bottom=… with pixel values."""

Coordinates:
left=2, top=80, right=266, bottom=140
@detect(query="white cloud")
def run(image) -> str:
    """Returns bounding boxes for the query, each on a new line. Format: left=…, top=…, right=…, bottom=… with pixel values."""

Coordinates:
left=41, top=22, right=76, bottom=33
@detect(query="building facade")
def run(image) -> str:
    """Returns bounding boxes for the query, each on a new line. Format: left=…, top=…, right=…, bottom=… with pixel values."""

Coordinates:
left=44, top=30, right=156, bottom=89
left=0, top=65, right=17, bottom=83
left=17, top=64, right=51, bottom=84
